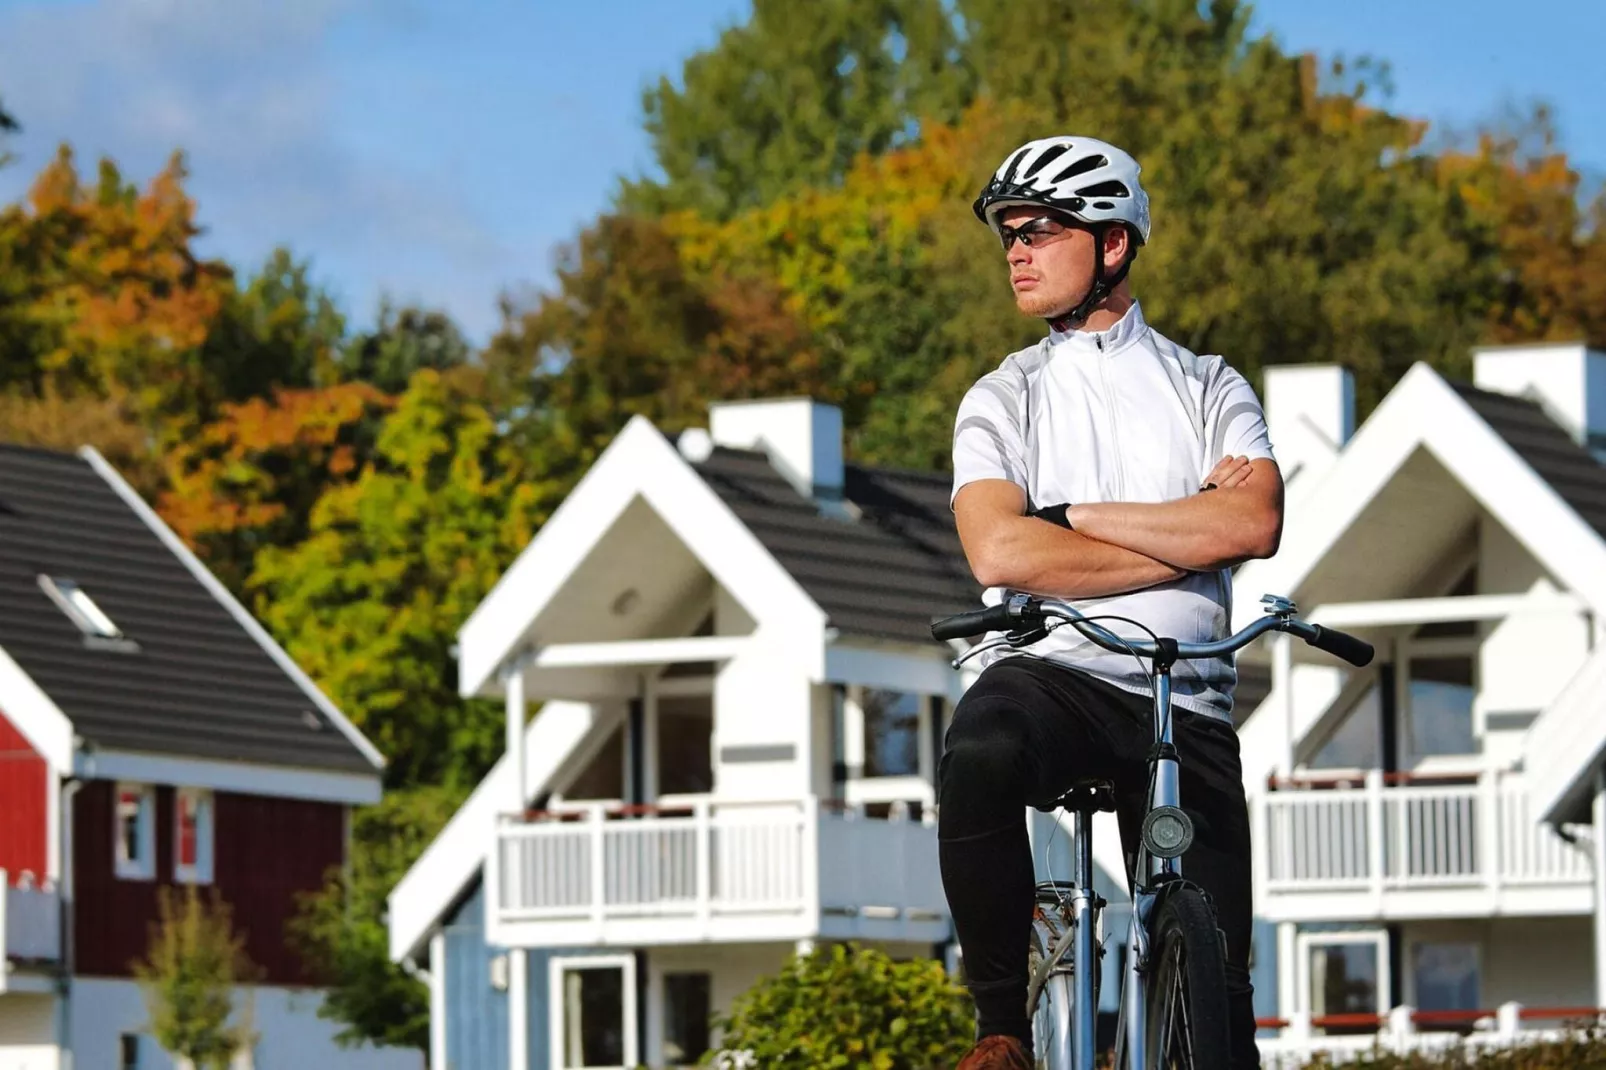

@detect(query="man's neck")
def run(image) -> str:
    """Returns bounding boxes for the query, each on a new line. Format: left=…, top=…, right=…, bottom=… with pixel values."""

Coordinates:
left=1049, top=290, right=1135, bottom=335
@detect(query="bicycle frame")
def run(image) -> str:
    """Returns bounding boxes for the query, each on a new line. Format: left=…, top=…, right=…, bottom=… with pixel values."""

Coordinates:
left=1025, top=653, right=1179, bottom=1070
left=943, top=592, right=1373, bottom=1070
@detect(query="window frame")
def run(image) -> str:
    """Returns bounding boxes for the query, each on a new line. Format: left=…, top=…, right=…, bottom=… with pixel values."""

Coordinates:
left=174, top=786, right=216, bottom=885
left=548, top=953, right=638, bottom=1070
left=840, top=684, right=937, bottom=808
left=113, top=782, right=156, bottom=881
left=1398, top=636, right=1481, bottom=770
left=1296, top=928, right=1391, bottom=1024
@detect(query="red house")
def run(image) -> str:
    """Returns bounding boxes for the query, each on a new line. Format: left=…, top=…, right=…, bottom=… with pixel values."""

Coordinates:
left=0, top=444, right=414, bottom=1070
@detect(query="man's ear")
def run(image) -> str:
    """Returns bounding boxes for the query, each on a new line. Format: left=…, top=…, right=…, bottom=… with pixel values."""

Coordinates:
left=1103, top=226, right=1130, bottom=273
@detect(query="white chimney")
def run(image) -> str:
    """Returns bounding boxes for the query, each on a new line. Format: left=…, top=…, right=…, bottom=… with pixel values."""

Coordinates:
left=1473, top=343, right=1606, bottom=453
left=1262, top=364, right=1355, bottom=486
left=707, top=398, right=845, bottom=500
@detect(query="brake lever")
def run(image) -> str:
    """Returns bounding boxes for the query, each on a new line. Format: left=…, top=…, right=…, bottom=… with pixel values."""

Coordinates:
left=949, top=621, right=1057, bottom=668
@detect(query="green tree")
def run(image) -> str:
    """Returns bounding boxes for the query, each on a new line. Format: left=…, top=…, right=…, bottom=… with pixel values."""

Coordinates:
left=131, top=885, right=260, bottom=1070
left=247, top=366, right=561, bottom=789
left=291, top=785, right=463, bottom=1052
left=202, top=246, right=347, bottom=402
left=704, top=943, right=973, bottom=1070
left=486, top=212, right=823, bottom=484
left=624, top=0, right=972, bottom=219
left=342, top=300, right=473, bottom=395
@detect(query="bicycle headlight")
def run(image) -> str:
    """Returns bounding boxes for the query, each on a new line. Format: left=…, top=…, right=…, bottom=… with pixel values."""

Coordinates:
left=1141, top=806, right=1194, bottom=859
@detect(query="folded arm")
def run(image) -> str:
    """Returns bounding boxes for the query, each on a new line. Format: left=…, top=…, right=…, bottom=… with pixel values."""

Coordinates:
left=1067, top=458, right=1285, bottom=572
left=954, top=480, right=1187, bottom=598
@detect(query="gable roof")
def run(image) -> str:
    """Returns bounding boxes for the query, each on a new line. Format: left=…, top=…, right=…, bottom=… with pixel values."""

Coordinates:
left=693, top=446, right=981, bottom=646
left=1447, top=380, right=1606, bottom=538
left=1232, top=362, right=1606, bottom=634
left=0, top=444, right=382, bottom=775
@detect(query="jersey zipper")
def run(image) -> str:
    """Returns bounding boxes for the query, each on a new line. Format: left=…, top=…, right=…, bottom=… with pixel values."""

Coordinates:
left=1096, top=337, right=1126, bottom=498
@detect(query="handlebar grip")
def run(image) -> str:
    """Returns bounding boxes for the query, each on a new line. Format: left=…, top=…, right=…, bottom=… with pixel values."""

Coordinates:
left=931, top=604, right=1017, bottom=642
left=1306, top=624, right=1374, bottom=667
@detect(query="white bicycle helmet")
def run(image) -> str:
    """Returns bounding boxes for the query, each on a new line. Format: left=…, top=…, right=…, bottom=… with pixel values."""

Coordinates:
left=973, top=135, right=1151, bottom=243
left=973, top=136, right=1151, bottom=327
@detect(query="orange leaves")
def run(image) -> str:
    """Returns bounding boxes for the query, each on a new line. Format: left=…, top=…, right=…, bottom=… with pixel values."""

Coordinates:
left=15, top=146, right=231, bottom=436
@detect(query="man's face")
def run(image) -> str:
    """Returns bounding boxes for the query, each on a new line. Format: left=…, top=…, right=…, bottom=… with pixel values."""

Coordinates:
left=996, top=206, right=1110, bottom=320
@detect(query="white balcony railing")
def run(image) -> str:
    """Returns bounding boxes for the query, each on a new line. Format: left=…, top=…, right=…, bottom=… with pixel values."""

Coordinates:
left=488, top=797, right=946, bottom=946
left=1260, top=770, right=1591, bottom=918
left=1, top=869, right=62, bottom=967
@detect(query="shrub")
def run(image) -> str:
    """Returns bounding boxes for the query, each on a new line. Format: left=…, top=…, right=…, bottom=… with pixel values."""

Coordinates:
left=704, top=942, right=973, bottom=1070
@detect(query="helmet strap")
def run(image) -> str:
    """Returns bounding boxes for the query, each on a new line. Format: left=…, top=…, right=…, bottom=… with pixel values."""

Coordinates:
left=1048, top=224, right=1134, bottom=332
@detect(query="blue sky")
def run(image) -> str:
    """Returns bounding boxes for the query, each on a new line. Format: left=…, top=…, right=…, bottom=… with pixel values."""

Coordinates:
left=0, top=0, right=1600, bottom=343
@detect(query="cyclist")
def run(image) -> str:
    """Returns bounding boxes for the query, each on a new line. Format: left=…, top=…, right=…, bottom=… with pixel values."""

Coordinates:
left=943, top=136, right=1283, bottom=1070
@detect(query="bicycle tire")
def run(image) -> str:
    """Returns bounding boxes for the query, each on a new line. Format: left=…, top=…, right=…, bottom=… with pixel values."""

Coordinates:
left=1028, top=922, right=1076, bottom=1070
left=1142, top=887, right=1231, bottom=1070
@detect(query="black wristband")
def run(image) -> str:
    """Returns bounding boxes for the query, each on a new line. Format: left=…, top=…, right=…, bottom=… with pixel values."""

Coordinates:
left=1028, top=502, right=1074, bottom=530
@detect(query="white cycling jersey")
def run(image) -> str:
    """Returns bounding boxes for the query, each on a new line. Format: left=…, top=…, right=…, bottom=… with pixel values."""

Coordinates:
left=950, top=300, right=1275, bottom=722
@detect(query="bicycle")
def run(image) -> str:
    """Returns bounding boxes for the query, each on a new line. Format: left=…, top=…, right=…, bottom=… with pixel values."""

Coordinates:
left=931, top=592, right=1374, bottom=1070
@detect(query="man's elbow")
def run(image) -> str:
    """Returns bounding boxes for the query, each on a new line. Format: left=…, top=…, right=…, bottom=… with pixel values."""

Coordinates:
left=1242, top=509, right=1283, bottom=560
left=967, top=544, right=1017, bottom=590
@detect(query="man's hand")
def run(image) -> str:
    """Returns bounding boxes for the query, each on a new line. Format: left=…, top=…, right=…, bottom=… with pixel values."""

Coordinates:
left=1066, top=455, right=1284, bottom=572
left=1200, top=454, right=1254, bottom=492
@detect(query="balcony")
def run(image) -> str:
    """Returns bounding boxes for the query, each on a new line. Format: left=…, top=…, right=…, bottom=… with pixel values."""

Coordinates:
left=1258, top=770, right=1593, bottom=922
left=1, top=870, right=61, bottom=990
left=485, top=796, right=948, bottom=949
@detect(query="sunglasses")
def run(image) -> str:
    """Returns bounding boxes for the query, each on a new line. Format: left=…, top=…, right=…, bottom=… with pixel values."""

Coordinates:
left=995, top=213, right=1082, bottom=251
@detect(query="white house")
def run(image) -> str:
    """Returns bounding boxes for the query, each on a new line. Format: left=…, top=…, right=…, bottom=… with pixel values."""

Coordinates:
left=390, top=342, right=1606, bottom=1069
left=1232, top=344, right=1606, bottom=1063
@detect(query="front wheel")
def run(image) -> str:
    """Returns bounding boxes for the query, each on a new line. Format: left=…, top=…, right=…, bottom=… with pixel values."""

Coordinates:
left=1143, top=888, right=1231, bottom=1070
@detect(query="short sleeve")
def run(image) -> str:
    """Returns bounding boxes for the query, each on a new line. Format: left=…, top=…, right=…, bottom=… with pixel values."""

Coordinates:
left=1204, top=362, right=1276, bottom=465
left=951, top=371, right=1029, bottom=507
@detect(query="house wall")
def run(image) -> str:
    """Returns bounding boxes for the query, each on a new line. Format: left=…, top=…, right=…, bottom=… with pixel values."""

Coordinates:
left=1401, top=916, right=1594, bottom=1011
left=66, top=977, right=418, bottom=1070
left=442, top=881, right=508, bottom=1070
left=0, top=712, right=48, bottom=881
left=0, top=993, right=56, bottom=1070
left=72, top=781, right=346, bottom=984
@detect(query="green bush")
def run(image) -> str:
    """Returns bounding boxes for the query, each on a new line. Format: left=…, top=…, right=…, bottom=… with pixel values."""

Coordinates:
left=703, top=942, right=974, bottom=1070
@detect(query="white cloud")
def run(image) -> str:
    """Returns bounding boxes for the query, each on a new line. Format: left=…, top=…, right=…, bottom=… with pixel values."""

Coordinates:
left=0, top=0, right=512, bottom=338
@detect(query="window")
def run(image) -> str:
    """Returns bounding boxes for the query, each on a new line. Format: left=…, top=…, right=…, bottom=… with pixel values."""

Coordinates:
left=663, top=972, right=711, bottom=1067
left=1408, top=656, right=1476, bottom=757
left=549, top=956, right=637, bottom=1069
left=1309, top=683, right=1382, bottom=770
left=174, top=788, right=215, bottom=884
left=1413, top=942, right=1480, bottom=1019
left=657, top=696, right=713, bottom=796
left=1298, top=930, right=1389, bottom=1035
left=860, top=688, right=922, bottom=779
left=115, top=784, right=155, bottom=880
left=37, top=573, right=138, bottom=650
left=565, top=724, right=625, bottom=801
left=119, top=1034, right=141, bottom=1070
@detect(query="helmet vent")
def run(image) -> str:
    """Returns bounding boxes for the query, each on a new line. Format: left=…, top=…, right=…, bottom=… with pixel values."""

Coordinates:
left=1021, top=143, right=1070, bottom=179
left=1052, top=154, right=1107, bottom=183
left=1000, top=146, right=1032, bottom=185
left=1078, top=180, right=1130, bottom=198
left=1093, top=201, right=1114, bottom=210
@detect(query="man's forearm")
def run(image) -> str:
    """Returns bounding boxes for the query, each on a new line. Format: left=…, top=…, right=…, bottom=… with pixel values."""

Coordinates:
left=1068, top=490, right=1280, bottom=572
left=969, top=515, right=1187, bottom=598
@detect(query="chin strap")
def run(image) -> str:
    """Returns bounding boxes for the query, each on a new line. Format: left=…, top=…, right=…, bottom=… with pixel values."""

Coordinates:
left=1048, top=224, right=1135, bottom=332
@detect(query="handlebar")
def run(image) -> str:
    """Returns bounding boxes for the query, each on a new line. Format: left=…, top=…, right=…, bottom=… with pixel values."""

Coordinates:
left=931, top=593, right=1374, bottom=669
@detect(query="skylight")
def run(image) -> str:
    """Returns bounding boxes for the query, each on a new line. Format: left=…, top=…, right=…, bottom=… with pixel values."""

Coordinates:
left=38, top=574, right=131, bottom=644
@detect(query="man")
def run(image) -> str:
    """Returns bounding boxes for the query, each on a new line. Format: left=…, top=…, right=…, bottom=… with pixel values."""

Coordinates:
left=942, top=135, right=1283, bottom=1070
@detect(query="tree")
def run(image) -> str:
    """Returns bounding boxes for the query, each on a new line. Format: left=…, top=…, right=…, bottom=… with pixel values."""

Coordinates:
left=131, top=885, right=260, bottom=1070
left=342, top=299, right=473, bottom=395
left=2, top=146, right=232, bottom=448
left=158, top=382, right=393, bottom=595
left=247, top=366, right=562, bottom=789
left=201, top=246, right=347, bottom=402
left=0, top=386, right=166, bottom=498
left=704, top=943, right=973, bottom=1069
left=290, top=784, right=463, bottom=1052
left=486, top=212, right=824, bottom=484
left=624, top=0, right=972, bottom=219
